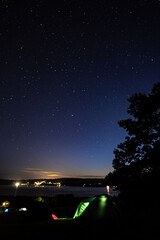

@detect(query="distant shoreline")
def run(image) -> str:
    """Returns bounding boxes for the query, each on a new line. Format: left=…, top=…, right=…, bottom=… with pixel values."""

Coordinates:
left=0, top=178, right=105, bottom=187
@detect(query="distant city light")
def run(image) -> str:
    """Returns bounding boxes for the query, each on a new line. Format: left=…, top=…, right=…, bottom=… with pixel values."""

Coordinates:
left=15, top=182, right=20, bottom=187
left=106, top=185, right=110, bottom=194
left=14, top=182, right=20, bottom=197
left=34, top=181, right=45, bottom=186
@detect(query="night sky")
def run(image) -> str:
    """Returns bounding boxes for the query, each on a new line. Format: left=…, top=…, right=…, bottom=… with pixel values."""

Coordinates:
left=0, top=0, right=160, bottom=179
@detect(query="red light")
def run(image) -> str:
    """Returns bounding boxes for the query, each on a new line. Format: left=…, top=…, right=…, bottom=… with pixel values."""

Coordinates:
left=51, top=214, right=58, bottom=220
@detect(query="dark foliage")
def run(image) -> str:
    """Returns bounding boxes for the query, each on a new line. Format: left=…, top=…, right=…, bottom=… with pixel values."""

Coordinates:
left=105, top=82, right=160, bottom=189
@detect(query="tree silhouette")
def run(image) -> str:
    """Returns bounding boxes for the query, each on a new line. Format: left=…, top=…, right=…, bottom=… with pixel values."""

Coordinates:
left=106, top=82, right=160, bottom=188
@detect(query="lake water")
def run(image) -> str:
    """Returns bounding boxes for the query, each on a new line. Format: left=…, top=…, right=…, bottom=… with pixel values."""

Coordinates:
left=0, top=185, right=119, bottom=197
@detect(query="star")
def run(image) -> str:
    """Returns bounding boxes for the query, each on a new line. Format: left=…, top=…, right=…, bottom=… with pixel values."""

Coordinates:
left=0, top=0, right=159, bottom=180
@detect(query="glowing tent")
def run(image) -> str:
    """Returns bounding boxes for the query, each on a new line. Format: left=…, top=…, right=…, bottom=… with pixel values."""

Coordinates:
left=73, top=197, right=96, bottom=219
left=73, top=195, right=118, bottom=221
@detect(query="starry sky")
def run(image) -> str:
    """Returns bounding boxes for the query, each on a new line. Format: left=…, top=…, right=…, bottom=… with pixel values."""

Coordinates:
left=0, top=0, right=160, bottom=179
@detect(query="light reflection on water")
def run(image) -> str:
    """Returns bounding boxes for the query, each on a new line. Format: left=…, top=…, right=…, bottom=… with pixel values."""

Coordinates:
left=0, top=185, right=119, bottom=197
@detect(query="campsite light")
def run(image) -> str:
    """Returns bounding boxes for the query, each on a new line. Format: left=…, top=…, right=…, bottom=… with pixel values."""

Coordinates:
left=2, top=201, right=10, bottom=207
left=79, top=202, right=89, bottom=216
left=99, top=195, right=107, bottom=209
left=100, top=195, right=107, bottom=201
left=4, top=209, right=9, bottom=213
left=51, top=214, right=58, bottom=220
left=19, top=207, right=27, bottom=211
left=73, top=201, right=90, bottom=218
left=98, top=195, right=107, bottom=217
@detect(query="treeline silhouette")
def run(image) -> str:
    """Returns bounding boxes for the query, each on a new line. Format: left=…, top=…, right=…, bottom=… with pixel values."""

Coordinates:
left=105, top=82, right=160, bottom=237
left=105, top=82, right=160, bottom=191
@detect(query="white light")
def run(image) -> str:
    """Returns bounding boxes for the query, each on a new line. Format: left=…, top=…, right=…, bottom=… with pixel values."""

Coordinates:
left=19, top=207, right=27, bottom=211
left=15, top=182, right=20, bottom=187
left=106, top=185, right=110, bottom=193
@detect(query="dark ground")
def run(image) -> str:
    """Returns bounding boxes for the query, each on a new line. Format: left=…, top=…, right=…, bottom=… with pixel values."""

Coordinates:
left=0, top=192, right=159, bottom=240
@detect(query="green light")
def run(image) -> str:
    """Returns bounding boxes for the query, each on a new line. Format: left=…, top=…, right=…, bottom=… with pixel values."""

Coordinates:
left=99, top=195, right=107, bottom=208
left=73, top=202, right=90, bottom=218
left=57, top=218, right=72, bottom=220
left=100, top=195, right=107, bottom=202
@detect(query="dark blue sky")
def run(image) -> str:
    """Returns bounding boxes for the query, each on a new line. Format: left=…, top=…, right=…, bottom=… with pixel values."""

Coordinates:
left=0, top=0, right=160, bottom=179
